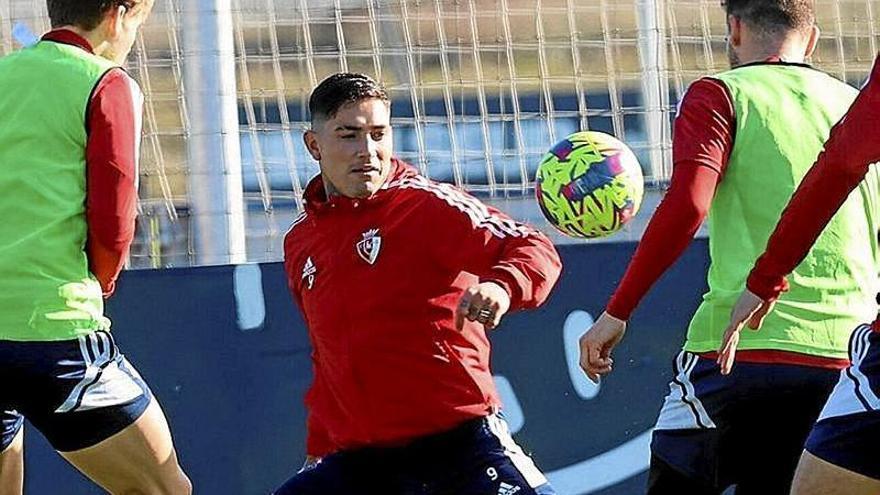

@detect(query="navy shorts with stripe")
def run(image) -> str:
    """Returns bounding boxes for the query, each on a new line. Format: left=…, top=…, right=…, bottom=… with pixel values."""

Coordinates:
left=273, top=412, right=556, bottom=495
left=0, top=330, right=152, bottom=452
left=807, top=324, right=880, bottom=480
left=650, top=350, right=840, bottom=492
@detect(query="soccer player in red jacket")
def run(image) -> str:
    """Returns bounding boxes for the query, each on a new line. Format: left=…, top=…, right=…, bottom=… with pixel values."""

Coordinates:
left=274, top=73, right=562, bottom=495
left=722, top=54, right=880, bottom=495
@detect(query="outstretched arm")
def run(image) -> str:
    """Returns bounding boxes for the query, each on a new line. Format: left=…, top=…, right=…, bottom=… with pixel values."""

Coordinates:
left=581, top=77, right=734, bottom=382
left=420, top=180, right=562, bottom=329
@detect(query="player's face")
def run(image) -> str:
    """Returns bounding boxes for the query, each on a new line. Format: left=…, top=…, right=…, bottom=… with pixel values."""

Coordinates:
left=103, top=0, right=153, bottom=64
left=307, top=98, right=394, bottom=199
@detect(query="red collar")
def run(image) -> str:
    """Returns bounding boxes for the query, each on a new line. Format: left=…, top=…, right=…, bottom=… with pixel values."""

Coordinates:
left=303, top=159, right=418, bottom=213
left=41, top=28, right=94, bottom=54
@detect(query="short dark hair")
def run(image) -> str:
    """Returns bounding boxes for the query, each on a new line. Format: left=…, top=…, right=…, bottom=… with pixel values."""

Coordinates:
left=723, top=0, right=815, bottom=36
left=309, top=73, right=389, bottom=126
left=47, top=0, right=136, bottom=31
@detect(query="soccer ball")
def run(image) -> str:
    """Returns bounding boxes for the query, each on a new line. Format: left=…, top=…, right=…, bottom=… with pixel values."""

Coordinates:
left=535, top=131, right=644, bottom=239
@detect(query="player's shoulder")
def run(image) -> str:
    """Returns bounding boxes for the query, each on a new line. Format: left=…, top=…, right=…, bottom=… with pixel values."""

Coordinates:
left=682, top=76, right=730, bottom=99
left=99, top=66, right=136, bottom=84
left=95, top=67, right=143, bottom=97
left=384, top=171, right=535, bottom=237
left=801, top=66, right=858, bottom=92
left=283, top=210, right=312, bottom=256
left=285, top=210, right=311, bottom=237
left=675, top=76, right=732, bottom=119
left=386, top=171, right=490, bottom=216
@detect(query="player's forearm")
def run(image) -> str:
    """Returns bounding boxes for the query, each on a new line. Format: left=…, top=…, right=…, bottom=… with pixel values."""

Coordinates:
left=86, top=227, right=133, bottom=297
left=434, top=189, right=562, bottom=311
left=483, top=232, right=562, bottom=310
left=85, top=169, right=137, bottom=297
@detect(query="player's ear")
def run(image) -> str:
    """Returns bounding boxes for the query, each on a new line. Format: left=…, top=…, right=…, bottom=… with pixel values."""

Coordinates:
left=121, top=0, right=152, bottom=26
left=103, top=4, right=126, bottom=40
left=804, top=25, right=820, bottom=59
left=727, top=15, right=743, bottom=49
left=304, top=130, right=322, bottom=162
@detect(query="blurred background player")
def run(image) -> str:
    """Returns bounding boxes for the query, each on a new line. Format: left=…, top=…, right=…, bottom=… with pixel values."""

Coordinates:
left=0, top=1, right=191, bottom=494
left=722, top=54, right=880, bottom=495
left=578, top=0, right=880, bottom=493
left=275, top=73, right=561, bottom=494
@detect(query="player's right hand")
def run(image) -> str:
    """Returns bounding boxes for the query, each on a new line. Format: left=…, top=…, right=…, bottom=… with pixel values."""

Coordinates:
left=454, top=281, right=511, bottom=331
left=579, top=311, right=627, bottom=384
left=717, top=288, right=775, bottom=375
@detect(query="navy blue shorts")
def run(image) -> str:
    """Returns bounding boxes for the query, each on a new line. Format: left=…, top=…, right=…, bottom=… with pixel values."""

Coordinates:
left=807, top=325, right=880, bottom=480
left=650, top=350, right=839, bottom=492
left=0, top=330, right=152, bottom=452
left=273, top=413, right=556, bottom=495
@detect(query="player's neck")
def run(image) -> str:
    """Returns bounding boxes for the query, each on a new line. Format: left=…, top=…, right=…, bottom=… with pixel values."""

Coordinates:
left=322, top=175, right=339, bottom=198
left=740, top=38, right=809, bottom=65
left=56, top=25, right=110, bottom=58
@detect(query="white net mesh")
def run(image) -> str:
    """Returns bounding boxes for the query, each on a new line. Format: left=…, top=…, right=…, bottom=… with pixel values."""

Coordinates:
left=1, top=0, right=878, bottom=266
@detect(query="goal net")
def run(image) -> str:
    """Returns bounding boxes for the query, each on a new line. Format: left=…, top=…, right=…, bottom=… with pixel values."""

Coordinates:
left=1, top=0, right=877, bottom=266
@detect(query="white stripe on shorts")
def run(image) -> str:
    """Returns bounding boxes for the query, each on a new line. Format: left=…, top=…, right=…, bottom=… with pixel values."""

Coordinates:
left=486, top=412, right=549, bottom=488
left=818, top=325, right=880, bottom=421
left=55, top=332, right=144, bottom=413
left=654, top=351, right=717, bottom=430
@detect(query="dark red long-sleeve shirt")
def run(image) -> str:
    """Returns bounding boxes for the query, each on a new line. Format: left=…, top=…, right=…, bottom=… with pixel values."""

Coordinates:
left=748, top=55, right=880, bottom=332
left=605, top=64, right=850, bottom=368
left=43, top=29, right=140, bottom=297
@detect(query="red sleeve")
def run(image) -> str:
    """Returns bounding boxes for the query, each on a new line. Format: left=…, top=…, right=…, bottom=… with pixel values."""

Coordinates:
left=86, top=69, right=142, bottom=297
left=283, top=234, right=337, bottom=457
left=606, top=78, right=734, bottom=319
left=426, top=184, right=562, bottom=311
left=748, top=55, right=880, bottom=300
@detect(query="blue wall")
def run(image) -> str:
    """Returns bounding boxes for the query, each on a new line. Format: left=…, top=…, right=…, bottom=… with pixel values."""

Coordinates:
left=23, top=240, right=709, bottom=495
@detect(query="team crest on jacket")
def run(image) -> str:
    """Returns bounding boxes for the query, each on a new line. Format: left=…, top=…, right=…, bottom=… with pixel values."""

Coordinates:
left=356, top=229, right=382, bottom=265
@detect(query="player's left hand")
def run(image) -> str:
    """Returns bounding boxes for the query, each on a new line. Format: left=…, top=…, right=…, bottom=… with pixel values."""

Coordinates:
left=455, top=281, right=511, bottom=331
left=717, top=288, right=776, bottom=375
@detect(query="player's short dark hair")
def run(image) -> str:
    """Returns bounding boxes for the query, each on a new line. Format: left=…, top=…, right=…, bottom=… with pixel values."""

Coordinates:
left=723, top=0, right=815, bottom=36
left=47, top=0, right=136, bottom=30
left=309, top=73, right=390, bottom=126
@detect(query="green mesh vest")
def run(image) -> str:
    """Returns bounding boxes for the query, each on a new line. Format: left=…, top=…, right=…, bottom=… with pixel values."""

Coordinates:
left=0, top=40, right=118, bottom=341
left=685, top=63, right=880, bottom=359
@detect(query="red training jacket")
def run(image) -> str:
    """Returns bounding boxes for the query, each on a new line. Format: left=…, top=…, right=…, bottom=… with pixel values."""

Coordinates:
left=283, top=160, right=562, bottom=456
